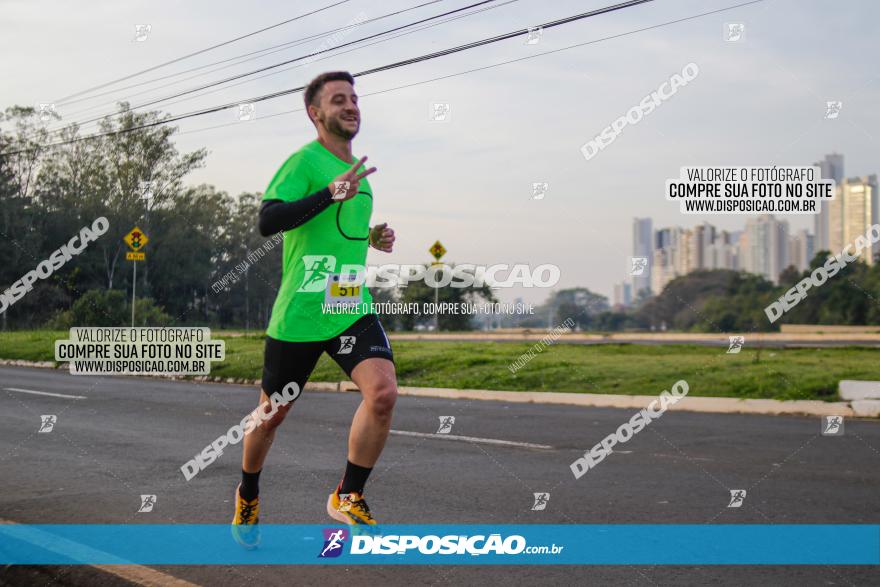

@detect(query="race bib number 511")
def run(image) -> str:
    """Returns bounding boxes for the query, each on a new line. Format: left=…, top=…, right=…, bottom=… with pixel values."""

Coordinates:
left=324, top=273, right=362, bottom=308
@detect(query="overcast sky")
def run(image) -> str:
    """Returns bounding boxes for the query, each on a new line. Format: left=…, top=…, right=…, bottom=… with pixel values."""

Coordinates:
left=2, top=0, right=877, bottom=304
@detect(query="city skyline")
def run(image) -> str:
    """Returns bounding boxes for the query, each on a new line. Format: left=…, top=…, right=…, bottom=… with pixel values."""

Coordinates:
left=615, top=152, right=878, bottom=307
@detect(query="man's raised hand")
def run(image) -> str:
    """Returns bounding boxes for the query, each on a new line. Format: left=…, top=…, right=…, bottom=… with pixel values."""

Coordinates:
left=328, top=155, right=377, bottom=201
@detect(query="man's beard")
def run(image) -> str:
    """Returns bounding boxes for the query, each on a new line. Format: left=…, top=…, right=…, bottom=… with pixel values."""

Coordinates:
left=325, top=114, right=358, bottom=140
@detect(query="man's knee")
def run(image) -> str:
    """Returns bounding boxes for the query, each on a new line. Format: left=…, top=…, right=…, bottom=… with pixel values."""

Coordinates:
left=263, top=407, right=291, bottom=431
left=365, top=381, right=397, bottom=418
left=258, top=399, right=293, bottom=432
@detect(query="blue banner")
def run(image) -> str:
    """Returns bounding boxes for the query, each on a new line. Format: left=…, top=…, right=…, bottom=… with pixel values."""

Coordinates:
left=0, top=524, right=877, bottom=565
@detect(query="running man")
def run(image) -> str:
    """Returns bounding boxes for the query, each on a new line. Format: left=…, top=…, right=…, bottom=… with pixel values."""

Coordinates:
left=232, top=71, right=397, bottom=549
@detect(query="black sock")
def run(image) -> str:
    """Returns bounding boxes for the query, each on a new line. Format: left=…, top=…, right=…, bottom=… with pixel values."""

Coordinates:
left=338, top=460, right=373, bottom=495
left=240, top=469, right=261, bottom=501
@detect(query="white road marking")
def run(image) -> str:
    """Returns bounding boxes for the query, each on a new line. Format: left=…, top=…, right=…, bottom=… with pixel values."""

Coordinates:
left=390, top=429, right=552, bottom=450
left=3, top=387, right=86, bottom=400
left=0, top=518, right=198, bottom=587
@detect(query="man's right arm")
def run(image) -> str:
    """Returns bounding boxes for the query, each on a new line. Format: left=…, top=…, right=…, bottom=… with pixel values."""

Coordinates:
left=258, top=187, right=333, bottom=236
left=258, top=153, right=373, bottom=236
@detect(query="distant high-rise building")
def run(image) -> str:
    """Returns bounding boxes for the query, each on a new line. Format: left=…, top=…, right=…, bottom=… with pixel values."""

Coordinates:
left=689, top=224, right=707, bottom=271
left=813, top=153, right=844, bottom=252
left=632, top=218, right=653, bottom=295
left=652, top=228, right=680, bottom=294
left=741, top=215, right=789, bottom=283
left=678, top=228, right=697, bottom=274
left=651, top=225, right=701, bottom=293
left=655, top=227, right=674, bottom=250
left=612, top=282, right=632, bottom=308
left=829, top=175, right=879, bottom=265
left=700, top=222, right=716, bottom=269
left=787, top=229, right=815, bottom=272
left=706, top=230, right=738, bottom=270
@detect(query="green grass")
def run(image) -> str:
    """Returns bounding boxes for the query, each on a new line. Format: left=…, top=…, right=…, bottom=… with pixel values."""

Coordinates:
left=3, top=330, right=878, bottom=401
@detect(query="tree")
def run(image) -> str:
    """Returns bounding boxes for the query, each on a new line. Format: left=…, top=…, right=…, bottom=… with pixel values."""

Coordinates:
left=636, top=270, right=777, bottom=332
left=397, top=264, right=496, bottom=331
left=539, top=288, right=608, bottom=330
left=778, top=253, right=871, bottom=326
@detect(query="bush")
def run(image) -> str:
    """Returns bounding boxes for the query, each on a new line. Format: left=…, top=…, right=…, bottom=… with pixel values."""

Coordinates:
left=133, top=297, right=172, bottom=326
left=44, top=289, right=171, bottom=328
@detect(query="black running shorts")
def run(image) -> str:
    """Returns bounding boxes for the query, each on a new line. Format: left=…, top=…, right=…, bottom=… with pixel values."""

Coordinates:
left=260, top=313, right=394, bottom=399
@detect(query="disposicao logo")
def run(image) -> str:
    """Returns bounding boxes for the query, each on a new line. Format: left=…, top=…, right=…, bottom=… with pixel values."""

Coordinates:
left=319, top=528, right=348, bottom=558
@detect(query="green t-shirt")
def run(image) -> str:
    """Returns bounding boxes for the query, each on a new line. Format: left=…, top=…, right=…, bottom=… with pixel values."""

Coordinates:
left=263, top=140, right=374, bottom=342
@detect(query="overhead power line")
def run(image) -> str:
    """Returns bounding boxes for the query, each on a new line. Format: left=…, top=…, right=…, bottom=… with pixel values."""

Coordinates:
left=53, top=0, right=514, bottom=137
left=2, top=0, right=700, bottom=155
left=53, top=0, right=354, bottom=104
left=56, top=0, right=447, bottom=110
left=52, top=0, right=503, bottom=132
left=173, top=0, right=767, bottom=140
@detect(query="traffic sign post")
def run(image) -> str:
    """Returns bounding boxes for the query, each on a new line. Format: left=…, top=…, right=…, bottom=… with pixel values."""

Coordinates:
left=123, top=227, right=149, bottom=327
left=429, top=240, right=446, bottom=262
left=428, top=241, right=446, bottom=332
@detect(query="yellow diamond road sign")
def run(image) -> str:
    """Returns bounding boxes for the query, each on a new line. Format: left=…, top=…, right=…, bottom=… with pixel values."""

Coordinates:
left=124, top=227, right=149, bottom=252
left=429, top=240, right=446, bottom=261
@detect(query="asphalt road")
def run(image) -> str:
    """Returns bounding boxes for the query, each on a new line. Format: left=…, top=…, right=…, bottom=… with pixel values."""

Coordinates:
left=1, top=365, right=878, bottom=586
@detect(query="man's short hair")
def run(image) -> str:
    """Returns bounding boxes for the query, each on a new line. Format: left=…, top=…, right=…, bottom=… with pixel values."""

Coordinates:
left=304, top=71, right=355, bottom=115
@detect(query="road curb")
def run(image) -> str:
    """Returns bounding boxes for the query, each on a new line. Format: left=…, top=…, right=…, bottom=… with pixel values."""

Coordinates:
left=0, top=359, right=866, bottom=418
left=337, top=381, right=856, bottom=417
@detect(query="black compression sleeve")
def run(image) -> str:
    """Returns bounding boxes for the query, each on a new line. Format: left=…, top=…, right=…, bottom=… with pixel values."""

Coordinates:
left=258, top=187, right=333, bottom=236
